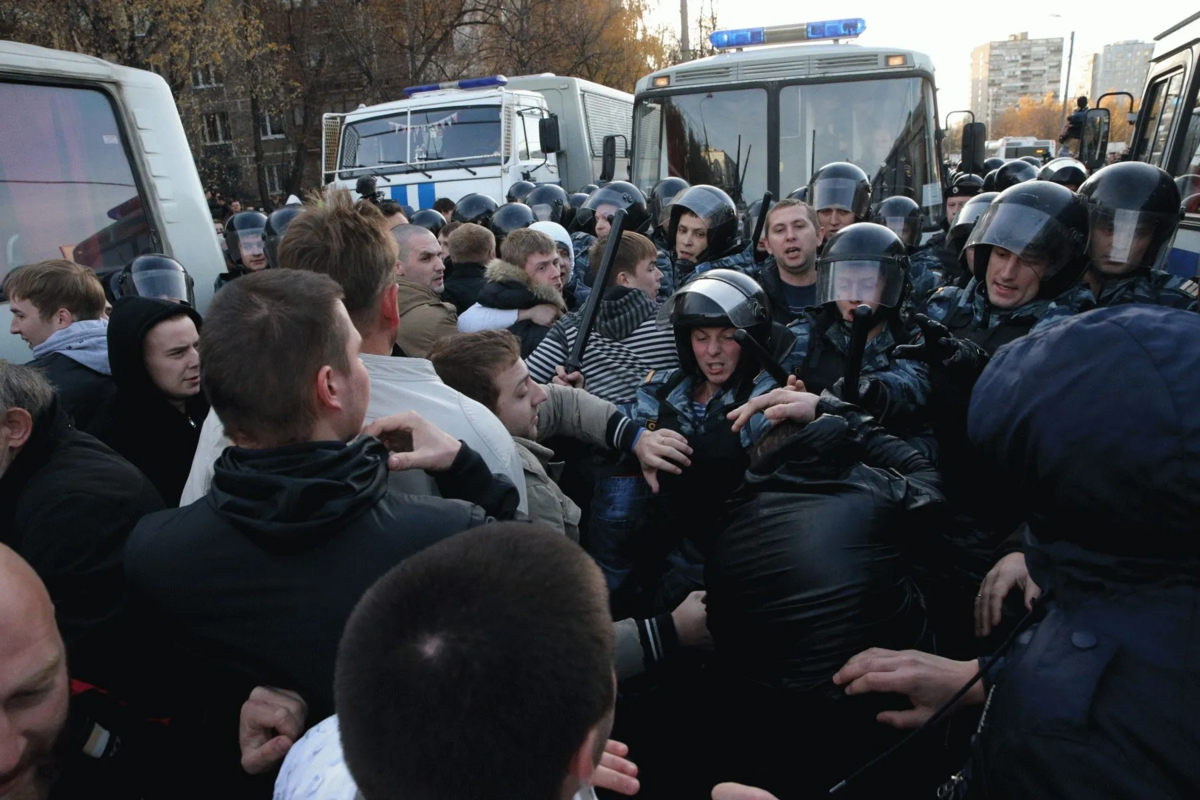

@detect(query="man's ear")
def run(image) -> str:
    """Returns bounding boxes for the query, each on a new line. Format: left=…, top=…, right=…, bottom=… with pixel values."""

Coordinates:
left=817, top=225, right=827, bottom=246
left=313, top=365, right=345, bottom=413
left=380, top=283, right=400, bottom=328
left=614, top=271, right=632, bottom=288
left=488, top=246, right=496, bottom=262
left=52, top=307, right=74, bottom=328
left=2, top=407, right=35, bottom=451
left=564, top=726, right=602, bottom=791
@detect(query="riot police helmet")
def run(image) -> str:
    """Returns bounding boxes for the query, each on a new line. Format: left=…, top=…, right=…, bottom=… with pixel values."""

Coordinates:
left=490, top=202, right=536, bottom=239
left=743, top=199, right=765, bottom=243
left=982, top=169, right=1000, bottom=192
left=263, top=206, right=303, bottom=270
left=451, top=193, right=499, bottom=227
left=993, top=159, right=1039, bottom=191
left=410, top=208, right=448, bottom=237
left=580, top=183, right=600, bottom=195
left=506, top=180, right=537, bottom=204
left=117, top=254, right=196, bottom=306
left=787, top=186, right=808, bottom=203
left=983, top=157, right=1006, bottom=172
left=667, top=185, right=740, bottom=264
left=869, top=196, right=923, bottom=248
left=1038, top=158, right=1089, bottom=190
left=525, top=184, right=569, bottom=224
left=575, top=181, right=650, bottom=236
left=1020, top=155, right=1044, bottom=167
left=964, top=181, right=1090, bottom=300
left=1078, top=161, right=1182, bottom=276
left=649, top=177, right=690, bottom=231
left=947, top=191, right=999, bottom=257
left=657, top=269, right=772, bottom=377
left=224, top=211, right=269, bottom=274
left=807, top=162, right=872, bottom=220
left=815, top=223, right=910, bottom=321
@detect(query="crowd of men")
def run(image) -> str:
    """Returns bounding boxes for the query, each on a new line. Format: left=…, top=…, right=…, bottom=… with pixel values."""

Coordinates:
left=2, top=143, right=1199, bottom=800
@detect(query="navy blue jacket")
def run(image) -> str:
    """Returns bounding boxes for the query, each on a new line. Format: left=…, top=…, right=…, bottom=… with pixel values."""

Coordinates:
left=965, top=306, right=1200, bottom=799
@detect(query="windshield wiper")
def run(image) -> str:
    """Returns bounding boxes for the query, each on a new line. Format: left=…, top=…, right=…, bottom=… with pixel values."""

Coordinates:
left=437, top=158, right=478, bottom=176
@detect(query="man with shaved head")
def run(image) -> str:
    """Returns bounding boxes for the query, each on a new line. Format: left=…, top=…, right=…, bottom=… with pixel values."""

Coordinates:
left=391, top=223, right=459, bottom=357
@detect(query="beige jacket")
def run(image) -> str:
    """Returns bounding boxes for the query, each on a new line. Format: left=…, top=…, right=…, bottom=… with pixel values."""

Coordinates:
left=394, top=277, right=459, bottom=358
left=515, top=384, right=623, bottom=540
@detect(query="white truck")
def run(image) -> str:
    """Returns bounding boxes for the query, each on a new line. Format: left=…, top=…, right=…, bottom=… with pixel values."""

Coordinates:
left=321, top=74, right=633, bottom=207
left=0, top=40, right=225, bottom=365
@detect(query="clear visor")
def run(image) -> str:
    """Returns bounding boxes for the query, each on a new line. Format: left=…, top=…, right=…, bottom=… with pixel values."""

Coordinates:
left=815, top=260, right=905, bottom=308
left=965, top=203, right=1081, bottom=279
left=670, top=191, right=735, bottom=226
left=1087, top=207, right=1174, bottom=270
left=237, top=229, right=266, bottom=255
left=530, top=203, right=556, bottom=221
left=656, top=279, right=764, bottom=331
left=810, top=178, right=868, bottom=214
left=583, top=185, right=636, bottom=212
left=132, top=269, right=191, bottom=303
left=880, top=216, right=919, bottom=245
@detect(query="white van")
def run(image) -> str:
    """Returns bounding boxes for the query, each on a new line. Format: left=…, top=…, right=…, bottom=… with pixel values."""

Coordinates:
left=0, top=40, right=225, bottom=364
left=322, top=74, right=633, bottom=206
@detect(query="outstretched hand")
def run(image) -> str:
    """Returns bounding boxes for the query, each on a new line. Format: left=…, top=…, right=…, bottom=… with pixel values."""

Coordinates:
left=727, top=378, right=819, bottom=433
left=633, top=428, right=692, bottom=493
left=832, top=648, right=983, bottom=729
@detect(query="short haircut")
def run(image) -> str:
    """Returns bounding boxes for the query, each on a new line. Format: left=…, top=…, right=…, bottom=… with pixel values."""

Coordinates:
left=0, top=360, right=55, bottom=423
left=588, top=231, right=657, bottom=288
left=392, top=224, right=436, bottom=265
left=277, top=188, right=395, bottom=329
left=433, top=198, right=456, bottom=214
left=448, top=223, right=495, bottom=265
left=1077, top=96, right=1088, bottom=108
left=765, top=198, right=818, bottom=231
left=427, top=330, right=521, bottom=413
left=378, top=199, right=406, bottom=221
left=440, top=221, right=463, bottom=240
left=336, top=524, right=616, bottom=800
left=199, top=270, right=351, bottom=448
left=2, top=260, right=107, bottom=321
left=501, top=228, right=555, bottom=269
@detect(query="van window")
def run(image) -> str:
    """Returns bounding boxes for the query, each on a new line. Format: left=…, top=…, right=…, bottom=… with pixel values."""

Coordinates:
left=1136, top=71, right=1184, bottom=166
left=1175, top=108, right=1200, bottom=179
left=0, top=81, right=154, bottom=291
left=517, top=107, right=546, bottom=161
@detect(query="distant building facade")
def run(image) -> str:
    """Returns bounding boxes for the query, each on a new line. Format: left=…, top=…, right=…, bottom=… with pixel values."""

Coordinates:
left=1089, top=40, right=1155, bottom=100
left=970, top=32, right=1064, bottom=130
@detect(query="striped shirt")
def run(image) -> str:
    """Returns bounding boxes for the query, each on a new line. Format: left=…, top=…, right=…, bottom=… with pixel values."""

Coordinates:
left=526, top=287, right=679, bottom=404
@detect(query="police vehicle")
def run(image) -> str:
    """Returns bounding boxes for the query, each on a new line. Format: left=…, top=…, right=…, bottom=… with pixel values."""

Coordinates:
left=985, top=137, right=1056, bottom=161
left=1082, top=11, right=1200, bottom=278
left=0, top=40, right=225, bottom=365
left=321, top=75, right=633, bottom=207
left=630, top=18, right=947, bottom=228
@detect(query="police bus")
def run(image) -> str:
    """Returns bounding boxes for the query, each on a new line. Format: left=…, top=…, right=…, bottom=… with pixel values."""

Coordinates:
left=630, top=18, right=947, bottom=230
left=985, top=137, right=1056, bottom=161
left=1086, top=11, right=1200, bottom=278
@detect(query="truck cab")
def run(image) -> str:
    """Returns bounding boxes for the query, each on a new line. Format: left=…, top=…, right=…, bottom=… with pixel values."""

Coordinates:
left=0, top=40, right=224, bottom=364
left=322, top=74, right=633, bottom=206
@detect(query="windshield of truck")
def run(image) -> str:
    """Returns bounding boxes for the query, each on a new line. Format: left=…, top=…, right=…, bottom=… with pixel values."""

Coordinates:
left=778, top=77, right=935, bottom=218
left=632, top=88, right=767, bottom=207
left=340, top=105, right=502, bottom=174
left=0, top=81, right=153, bottom=290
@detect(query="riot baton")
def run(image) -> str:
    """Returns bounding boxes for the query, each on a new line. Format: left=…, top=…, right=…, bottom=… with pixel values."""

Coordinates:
left=563, top=208, right=627, bottom=375
left=733, top=328, right=789, bottom=386
left=750, top=191, right=773, bottom=264
left=841, top=304, right=873, bottom=404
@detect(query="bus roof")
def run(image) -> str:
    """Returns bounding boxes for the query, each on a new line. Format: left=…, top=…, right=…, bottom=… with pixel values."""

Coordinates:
left=340, top=87, right=540, bottom=123
left=635, top=41, right=935, bottom=94
left=1152, top=12, right=1200, bottom=62
left=0, top=39, right=163, bottom=88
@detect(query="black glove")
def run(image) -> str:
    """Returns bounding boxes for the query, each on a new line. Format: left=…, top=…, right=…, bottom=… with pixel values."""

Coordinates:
left=829, top=376, right=890, bottom=419
left=894, top=313, right=989, bottom=377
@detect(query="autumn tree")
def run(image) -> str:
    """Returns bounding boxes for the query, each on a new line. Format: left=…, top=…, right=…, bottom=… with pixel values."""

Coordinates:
left=991, top=92, right=1063, bottom=141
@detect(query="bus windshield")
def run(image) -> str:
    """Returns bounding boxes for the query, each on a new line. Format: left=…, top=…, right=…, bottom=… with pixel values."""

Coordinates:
left=339, top=105, right=502, bottom=175
left=633, top=76, right=940, bottom=223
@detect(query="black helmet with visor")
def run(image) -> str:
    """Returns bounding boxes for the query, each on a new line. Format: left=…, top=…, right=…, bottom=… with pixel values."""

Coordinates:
left=1078, top=161, right=1181, bottom=276
left=657, top=269, right=771, bottom=378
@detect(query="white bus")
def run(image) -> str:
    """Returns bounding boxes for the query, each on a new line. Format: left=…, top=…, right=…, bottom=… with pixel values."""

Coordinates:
left=322, top=74, right=633, bottom=207
left=631, top=18, right=948, bottom=228
left=986, top=136, right=1055, bottom=161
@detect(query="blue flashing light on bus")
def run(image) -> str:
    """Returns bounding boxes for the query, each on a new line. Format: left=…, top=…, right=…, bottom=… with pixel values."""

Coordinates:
left=708, top=19, right=866, bottom=50
left=405, top=75, right=508, bottom=95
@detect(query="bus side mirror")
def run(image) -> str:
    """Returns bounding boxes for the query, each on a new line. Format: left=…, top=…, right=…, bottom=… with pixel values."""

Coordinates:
left=960, top=122, right=987, bottom=176
left=539, top=116, right=562, bottom=153
left=1080, top=108, right=1110, bottom=171
left=601, top=135, right=617, bottom=182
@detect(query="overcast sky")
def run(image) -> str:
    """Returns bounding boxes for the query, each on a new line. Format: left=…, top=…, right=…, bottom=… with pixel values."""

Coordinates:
left=647, top=0, right=1187, bottom=114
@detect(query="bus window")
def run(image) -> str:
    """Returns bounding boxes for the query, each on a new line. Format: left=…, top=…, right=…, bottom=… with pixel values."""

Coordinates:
left=1137, top=72, right=1184, bottom=167
left=1174, top=108, right=1200, bottom=178
left=0, top=81, right=154, bottom=290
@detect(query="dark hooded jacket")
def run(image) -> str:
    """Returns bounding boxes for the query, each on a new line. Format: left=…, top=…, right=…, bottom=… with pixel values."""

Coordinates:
left=124, top=436, right=507, bottom=723
left=964, top=306, right=1200, bottom=799
left=441, top=260, right=488, bottom=314
left=475, top=258, right=568, bottom=357
left=106, top=297, right=209, bottom=507
left=0, top=400, right=163, bottom=689
left=708, top=397, right=942, bottom=695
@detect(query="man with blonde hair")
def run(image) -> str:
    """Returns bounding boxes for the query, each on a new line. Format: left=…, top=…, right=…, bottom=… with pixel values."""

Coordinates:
left=3, top=260, right=116, bottom=437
